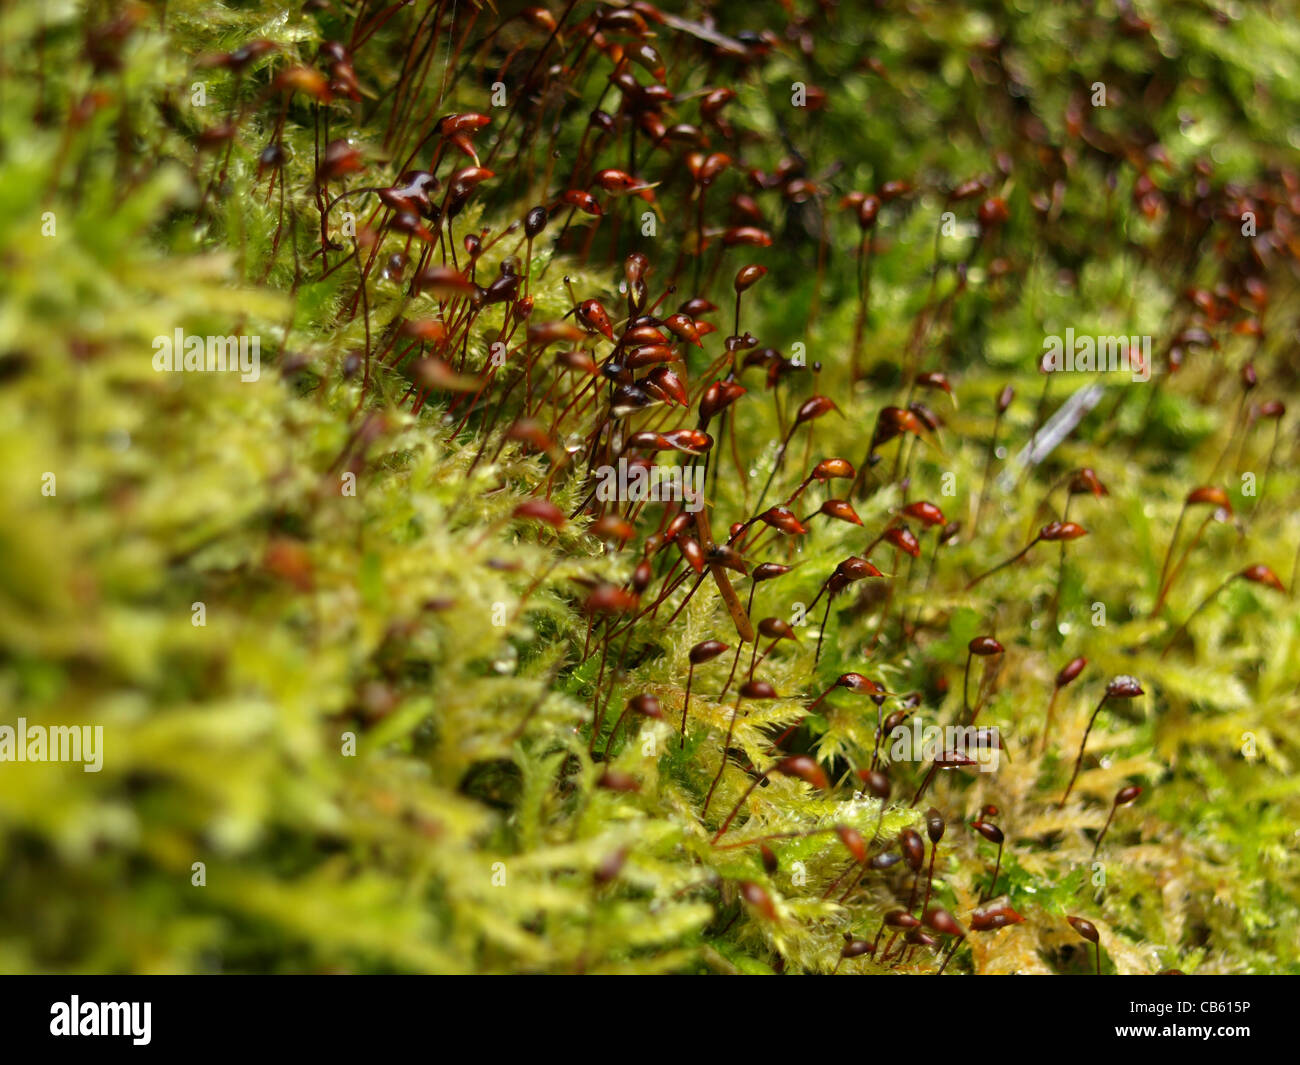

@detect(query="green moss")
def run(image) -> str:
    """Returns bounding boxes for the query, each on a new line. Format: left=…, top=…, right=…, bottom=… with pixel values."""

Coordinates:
left=0, top=0, right=1297, bottom=974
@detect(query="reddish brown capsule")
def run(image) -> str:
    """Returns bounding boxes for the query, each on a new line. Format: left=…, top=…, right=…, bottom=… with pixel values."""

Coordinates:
left=837, top=825, right=868, bottom=862
left=821, top=499, right=862, bottom=526
left=1067, top=916, right=1100, bottom=944
left=557, top=350, right=600, bottom=377
left=760, top=844, right=779, bottom=875
left=739, top=881, right=777, bottom=921
left=680, top=296, right=717, bottom=317
left=722, top=226, right=773, bottom=247
left=902, top=501, right=946, bottom=527
left=642, top=367, right=688, bottom=407
left=924, top=907, right=964, bottom=938
left=625, top=323, right=667, bottom=349
left=661, top=429, right=713, bottom=454
left=663, top=514, right=693, bottom=542
left=969, top=636, right=1004, bottom=656
left=663, top=312, right=703, bottom=347
left=883, top=710, right=910, bottom=733
left=273, top=66, right=331, bottom=102
left=949, top=178, right=986, bottom=202
left=972, top=821, right=1004, bottom=845
left=813, top=458, right=855, bottom=481
left=1115, top=785, right=1142, bottom=806
left=884, top=525, right=921, bottom=558
left=583, top=584, right=638, bottom=615
left=908, top=402, right=941, bottom=433
left=970, top=903, right=1024, bottom=931
left=841, top=938, right=875, bottom=959
left=400, top=318, right=448, bottom=345
left=1038, top=521, right=1088, bottom=542
left=677, top=536, right=705, bottom=575
left=1240, top=563, right=1286, bottom=591
left=759, top=506, right=808, bottom=535
left=415, top=265, right=477, bottom=297
left=795, top=395, right=840, bottom=425
left=700, top=86, right=736, bottom=122
left=696, top=153, right=733, bottom=185
left=977, top=197, right=1010, bottom=228
left=706, top=543, right=749, bottom=576
left=884, top=909, right=919, bottom=930
left=595, top=168, right=652, bottom=195
left=503, top=420, right=556, bottom=456
left=590, top=515, right=636, bottom=546
left=698, top=380, right=746, bottom=421
left=925, top=807, right=945, bottom=844
left=630, top=560, right=653, bottom=594
left=752, top=563, right=792, bottom=582
left=1056, top=656, right=1087, bottom=688
left=1186, top=485, right=1231, bottom=510
left=739, top=680, right=778, bottom=700
left=735, top=264, right=768, bottom=292
left=690, top=639, right=730, bottom=665
left=874, top=406, right=925, bottom=442
left=512, top=499, right=566, bottom=529
left=836, top=556, right=885, bottom=581
left=482, top=274, right=520, bottom=305
left=576, top=299, right=615, bottom=341
left=447, top=165, right=495, bottom=193
left=317, top=139, right=363, bottom=184
left=558, top=189, right=603, bottom=216
left=527, top=320, right=586, bottom=347
left=627, top=694, right=663, bottom=720
left=1106, top=675, right=1144, bottom=699
left=899, top=829, right=924, bottom=870
left=597, top=769, right=640, bottom=792
left=837, top=673, right=882, bottom=695
left=1068, top=467, right=1109, bottom=497
left=436, top=112, right=491, bottom=137
left=916, top=371, right=952, bottom=395
left=523, top=205, right=549, bottom=238
left=757, top=617, right=796, bottom=642
left=857, top=769, right=891, bottom=800
left=845, top=196, right=878, bottom=234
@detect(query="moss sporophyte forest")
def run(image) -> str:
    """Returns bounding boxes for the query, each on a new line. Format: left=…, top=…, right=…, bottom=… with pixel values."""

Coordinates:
left=1, top=0, right=1298, bottom=975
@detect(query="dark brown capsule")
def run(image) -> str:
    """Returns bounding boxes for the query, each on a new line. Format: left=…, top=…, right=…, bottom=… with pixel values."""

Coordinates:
left=899, top=829, right=924, bottom=870
left=1056, top=656, right=1087, bottom=688
left=690, top=639, right=730, bottom=665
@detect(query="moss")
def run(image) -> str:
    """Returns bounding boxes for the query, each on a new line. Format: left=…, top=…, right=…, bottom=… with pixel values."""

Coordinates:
left=0, top=0, right=1297, bottom=974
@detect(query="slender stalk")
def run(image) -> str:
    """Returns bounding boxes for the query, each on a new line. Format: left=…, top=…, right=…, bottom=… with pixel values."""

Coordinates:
left=1039, top=686, right=1060, bottom=755
left=711, top=770, right=768, bottom=842
left=1159, top=573, right=1235, bottom=659
left=703, top=696, right=745, bottom=816
left=1092, top=805, right=1118, bottom=857
left=965, top=537, right=1040, bottom=590
left=1060, top=693, right=1110, bottom=806
left=680, top=664, right=695, bottom=749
